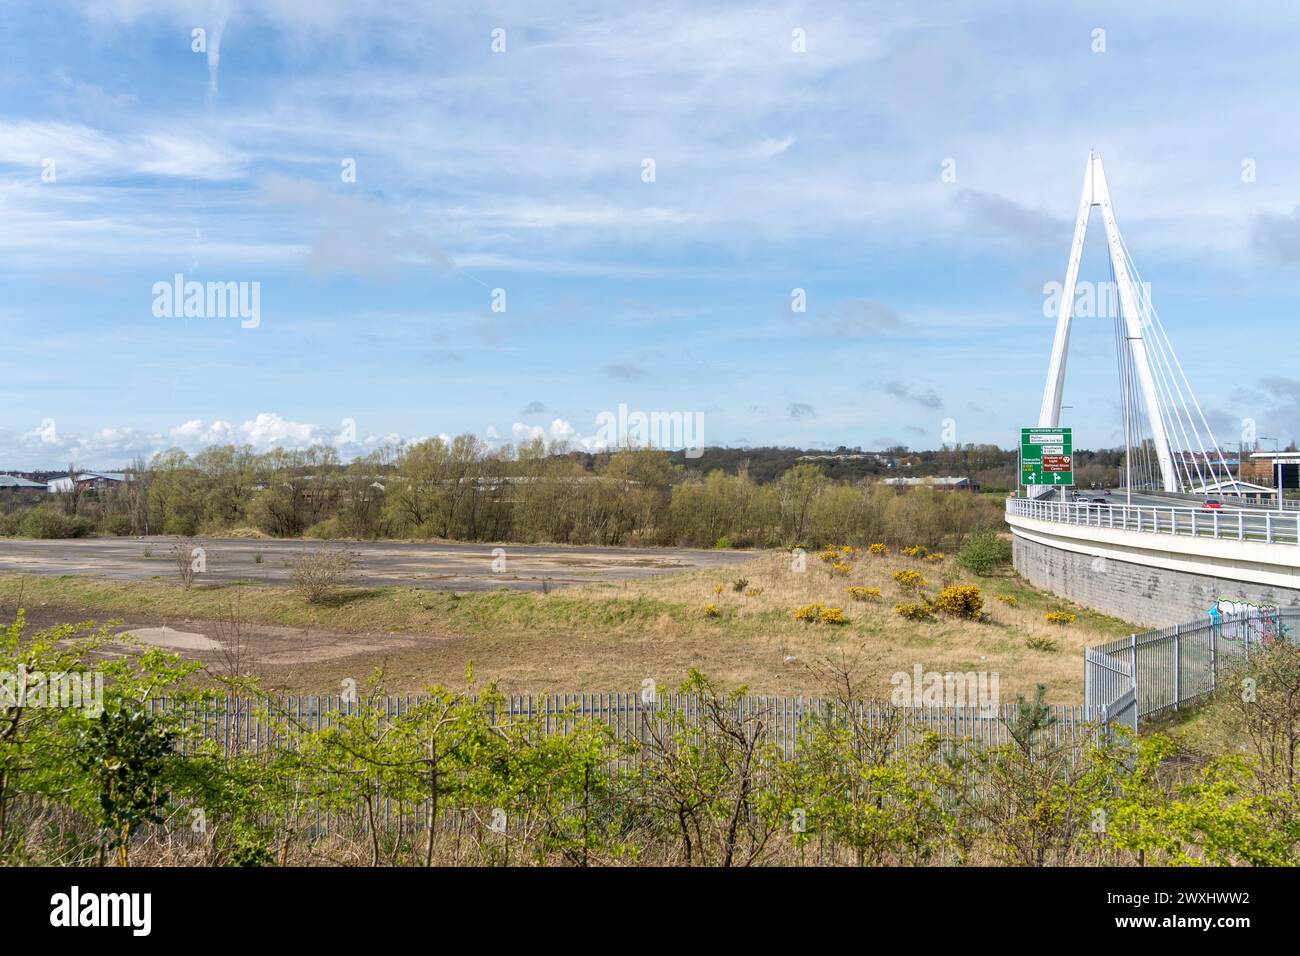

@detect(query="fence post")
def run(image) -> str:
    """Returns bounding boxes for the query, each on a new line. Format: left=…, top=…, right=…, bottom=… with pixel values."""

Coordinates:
left=1173, top=623, right=1180, bottom=710
left=1130, top=633, right=1138, bottom=717
left=1084, top=649, right=1091, bottom=717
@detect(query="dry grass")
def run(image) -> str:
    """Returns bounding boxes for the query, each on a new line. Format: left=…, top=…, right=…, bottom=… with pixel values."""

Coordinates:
left=0, top=549, right=1133, bottom=702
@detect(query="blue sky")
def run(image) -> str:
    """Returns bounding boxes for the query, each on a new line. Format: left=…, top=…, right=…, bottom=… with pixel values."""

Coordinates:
left=3, top=0, right=1300, bottom=468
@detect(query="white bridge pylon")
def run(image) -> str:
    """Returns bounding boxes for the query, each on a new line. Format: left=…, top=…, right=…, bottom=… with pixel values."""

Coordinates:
left=1037, top=151, right=1232, bottom=496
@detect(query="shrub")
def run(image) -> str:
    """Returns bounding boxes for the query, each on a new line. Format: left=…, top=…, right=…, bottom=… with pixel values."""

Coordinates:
left=793, top=602, right=846, bottom=625
left=1027, top=635, right=1059, bottom=652
left=21, top=504, right=93, bottom=539
left=704, top=604, right=720, bottom=618
left=828, top=560, right=852, bottom=576
left=744, top=587, right=764, bottom=597
left=868, top=543, right=888, bottom=555
left=1045, top=611, right=1076, bottom=626
left=934, top=584, right=984, bottom=620
left=714, top=536, right=732, bottom=550
left=847, top=586, right=881, bottom=602
left=170, top=542, right=199, bottom=590
left=924, top=552, right=945, bottom=563
left=895, top=601, right=934, bottom=621
left=306, top=518, right=344, bottom=540
left=892, top=569, right=927, bottom=593
left=993, top=594, right=1018, bottom=607
left=902, top=545, right=928, bottom=559
left=289, top=549, right=355, bottom=603
left=838, top=545, right=859, bottom=558
left=101, top=514, right=133, bottom=536
left=793, top=603, right=825, bottom=623
left=957, top=529, right=1013, bottom=576
left=732, top=578, right=749, bottom=593
left=819, top=547, right=840, bottom=563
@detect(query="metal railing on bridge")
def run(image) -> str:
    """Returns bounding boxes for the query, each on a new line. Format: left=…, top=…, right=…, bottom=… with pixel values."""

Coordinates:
left=1006, top=495, right=1300, bottom=544
left=1085, top=608, right=1299, bottom=731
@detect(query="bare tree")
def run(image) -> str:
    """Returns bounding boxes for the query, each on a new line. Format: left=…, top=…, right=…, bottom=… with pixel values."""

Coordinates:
left=207, top=596, right=262, bottom=699
left=170, top=540, right=198, bottom=589
left=289, top=548, right=356, bottom=602
left=57, top=462, right=82, bottom=517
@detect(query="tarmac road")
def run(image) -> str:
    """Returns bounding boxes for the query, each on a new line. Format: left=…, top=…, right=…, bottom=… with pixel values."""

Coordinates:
left=0, top=535, right=757, bottom=592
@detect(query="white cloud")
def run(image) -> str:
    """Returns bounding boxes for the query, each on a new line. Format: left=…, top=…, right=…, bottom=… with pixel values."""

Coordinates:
left=507, top=417, right=597, bottom=450
left=0, top=120, right=245, bottom=181
left=0, top=412, right=406, bottom=468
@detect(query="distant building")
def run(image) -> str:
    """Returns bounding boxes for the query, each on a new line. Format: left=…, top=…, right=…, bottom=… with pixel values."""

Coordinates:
left=0, top=475, right=46, bottom=490
left=881, top=475, right=979, bottom=492
left=1241, top=451, right=1300, bottom=490
left=46, top=472, right=128, bottom=494
left=1190, top=478, right=1276, bottom=502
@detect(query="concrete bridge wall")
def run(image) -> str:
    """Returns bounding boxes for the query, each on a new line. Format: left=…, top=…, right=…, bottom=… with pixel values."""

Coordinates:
left=1007, top=514, right=1300, bottom=628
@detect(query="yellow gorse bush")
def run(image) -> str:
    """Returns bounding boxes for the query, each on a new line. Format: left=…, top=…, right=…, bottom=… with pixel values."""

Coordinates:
left=829, top=560, right=852, bottom=576
left=892, top=569, right=927, bottom=592
left=934, top=584, right=984, bottom=619
left=793, top=602, right=847, bottom=625
left=1045, top=611, right=1077, bottom=625
left=704, top=603, right=720, bottom=618
left=794, top=602, right=824, bottom=623
left=868, top=543, right=888, bottom=555
left=902, top=545, right=928, bottom=559
left=994, top=594, right=1019, bottom=607
left=819, top=606, right=847, bottom=625
left=847, top=586, right=882, bottom=602
left=895, top=601, right=934, bottom=621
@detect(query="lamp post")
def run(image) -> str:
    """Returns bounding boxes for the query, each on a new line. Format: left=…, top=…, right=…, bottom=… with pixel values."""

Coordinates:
left=1261, top=437, right=1282, bottom=512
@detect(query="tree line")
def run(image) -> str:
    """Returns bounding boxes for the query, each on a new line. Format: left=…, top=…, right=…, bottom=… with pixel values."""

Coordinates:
left=1, top=437, right=1005, bottom=549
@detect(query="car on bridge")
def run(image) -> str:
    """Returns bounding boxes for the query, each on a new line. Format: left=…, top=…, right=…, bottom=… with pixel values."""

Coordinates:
left=1202, top=499, right=1223, bottom=510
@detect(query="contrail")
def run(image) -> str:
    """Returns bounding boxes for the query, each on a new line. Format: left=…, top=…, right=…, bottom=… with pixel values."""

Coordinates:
left=206, top=4, right=228, bottom=103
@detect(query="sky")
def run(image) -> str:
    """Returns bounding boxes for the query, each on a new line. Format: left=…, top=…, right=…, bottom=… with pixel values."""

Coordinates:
left=2, top=0, right=1300, bottom=468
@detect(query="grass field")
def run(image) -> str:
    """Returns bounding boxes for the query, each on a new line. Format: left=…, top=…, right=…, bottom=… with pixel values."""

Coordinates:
left=0, top=545, right=1135, bottom=701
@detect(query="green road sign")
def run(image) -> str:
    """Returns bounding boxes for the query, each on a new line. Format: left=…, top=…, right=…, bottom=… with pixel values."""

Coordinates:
left=1021, top=426, right=1073, bottom=487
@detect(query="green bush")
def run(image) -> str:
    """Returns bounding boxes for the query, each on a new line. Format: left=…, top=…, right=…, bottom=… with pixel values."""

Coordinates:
left=22, top=505, right=64, bottom=538
left=957, top=528, right=1012, bottom=575
left=306, top=518, right=343, bottom=540
left=21, top=504, right=93, bottom=539
left=101, top=514, right=134, bottom=536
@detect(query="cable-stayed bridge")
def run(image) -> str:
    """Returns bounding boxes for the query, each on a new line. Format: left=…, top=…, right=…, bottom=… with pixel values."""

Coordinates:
left=1036, top=151, right=1235, bottom=497
left=1005, top=153, right=1299, bottom=626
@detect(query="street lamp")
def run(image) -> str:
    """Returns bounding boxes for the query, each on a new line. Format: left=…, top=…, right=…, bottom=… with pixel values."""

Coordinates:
left=1261, top=437, right=1283, bottom=512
